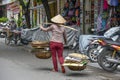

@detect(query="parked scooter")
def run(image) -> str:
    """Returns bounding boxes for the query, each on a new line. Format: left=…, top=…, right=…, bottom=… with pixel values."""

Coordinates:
left=93, top=26, right=120, bottom=72
left=0, top=23, right=9, bottom=38
left=87, top=27, right=120, bottom=62
left=97, top=39, right=120, bottom=72
left=87, top=37, right=104, bottom=62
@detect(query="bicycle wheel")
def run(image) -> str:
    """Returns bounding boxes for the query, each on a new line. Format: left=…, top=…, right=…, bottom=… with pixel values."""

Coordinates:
left=5, top=36, right=11, bottom=45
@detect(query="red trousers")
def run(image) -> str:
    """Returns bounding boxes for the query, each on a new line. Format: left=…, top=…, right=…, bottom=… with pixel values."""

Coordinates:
left=50, top=41, right=64, bottom=71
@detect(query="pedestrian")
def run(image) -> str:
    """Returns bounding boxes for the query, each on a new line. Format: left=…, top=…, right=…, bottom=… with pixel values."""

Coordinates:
left=21, top=18, right=27, bottom=29
left=9, top=20, right=17, bottom=31
left=40, top=14, right=67, bottom=73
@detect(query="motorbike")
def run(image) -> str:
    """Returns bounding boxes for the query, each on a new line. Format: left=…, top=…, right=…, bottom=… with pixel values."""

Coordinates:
left=94, top=26, right=120, bottom=72
left=97, top=39, right=120, bottom=72
left=0, top=23, right=9, bottom=38
left=87, top=27, right=120, bottom=62
left=87, top=37, right=104, bottom=62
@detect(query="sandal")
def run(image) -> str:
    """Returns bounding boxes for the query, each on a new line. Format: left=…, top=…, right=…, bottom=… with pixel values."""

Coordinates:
left=61, top=66, right=65, bottom=73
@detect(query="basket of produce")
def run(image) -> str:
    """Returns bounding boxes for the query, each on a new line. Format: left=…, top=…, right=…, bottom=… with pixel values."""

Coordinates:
left=63, top=53, right=89, bottom=71
left=31, top=41, right=49, bottom=48
left=63, top=60, right=87, bottom=71
left=35, top=50, right=51, bottom=59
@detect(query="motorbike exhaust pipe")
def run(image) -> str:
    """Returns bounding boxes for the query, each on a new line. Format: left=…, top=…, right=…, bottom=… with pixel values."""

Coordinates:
left=107, top=58, right=120, bottom=64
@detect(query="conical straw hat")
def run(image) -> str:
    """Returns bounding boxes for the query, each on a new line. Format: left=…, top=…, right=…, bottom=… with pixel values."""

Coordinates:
left=51, top=14, right=66, bottom=24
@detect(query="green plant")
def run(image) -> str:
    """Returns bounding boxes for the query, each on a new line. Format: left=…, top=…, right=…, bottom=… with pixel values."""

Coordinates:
left=0, top=17, right=8, bottom=22
left=17, top=17, right=22, bottom=27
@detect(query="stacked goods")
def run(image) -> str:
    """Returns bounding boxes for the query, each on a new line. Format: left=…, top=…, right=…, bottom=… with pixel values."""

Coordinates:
left=30, top=41, right=49, bottom=48
left=31, top=41, right=51, bottom=59
left=63, top=53, right=89, bottom=71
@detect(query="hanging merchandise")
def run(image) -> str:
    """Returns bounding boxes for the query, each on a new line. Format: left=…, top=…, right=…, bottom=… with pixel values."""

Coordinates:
left=71, top=0, right=76, bottom=6
left=62, top=0, right=69, bottom=17
left=75, top=8, right=80, bottom=17
left=65, top=0, right=69, bottom=8
left=68, top=8, right=75, bottom=17
left=116, top=4, right=120, bottom=12
left=72, top=16, right=76, bottom=23
left=107, top=0, right=111, bottom=5
left=97, top=15, right=102, bottom=31
left=62, top=7, right=69, bottom=17
left=110, top=0, right=119, bottom=6
left=61, top=0, right=81, bottom=26
left=76, top=18, right=80, bottom=26
left=96, top=0, right=104, bottom=31
left=116, top=5, right=120, bottom=26
left=75, top=0, right=80, bottom=8
left=102, top=19, right=107, bottom=30
left=102, top=12, right=108, bottom=19
left=106, top=9, right=112, bottom=29
left=69, top=0, right=75, bottom=9
left=103, top=0, right=109, bottom=10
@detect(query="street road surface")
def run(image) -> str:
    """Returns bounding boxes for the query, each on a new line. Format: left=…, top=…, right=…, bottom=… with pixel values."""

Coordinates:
left=0, top=38, right=120, bottom=80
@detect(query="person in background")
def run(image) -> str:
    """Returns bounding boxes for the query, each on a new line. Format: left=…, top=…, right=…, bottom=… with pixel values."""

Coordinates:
left=21, top=18, right=27, bottom=29
left=40, top=14, right=67, bottom=73
left=9, top=20, right=17, bottom=31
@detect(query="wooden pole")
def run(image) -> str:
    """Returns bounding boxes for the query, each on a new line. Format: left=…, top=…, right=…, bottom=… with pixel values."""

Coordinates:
left=40, top=23, right=78, bottom=31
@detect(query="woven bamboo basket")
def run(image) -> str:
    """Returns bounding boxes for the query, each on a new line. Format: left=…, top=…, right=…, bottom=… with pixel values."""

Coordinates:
left=31, top=41, right=49, bottom=48
left=35, top=50, right=51, bottom=59
left=63, top=60, right=88, bottom=71
left=67, top=65, right=86, bottom=71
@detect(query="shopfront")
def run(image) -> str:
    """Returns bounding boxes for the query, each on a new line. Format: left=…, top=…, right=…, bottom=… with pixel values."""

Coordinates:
left=94, top=0, right=120, bottom=35
left=29, top=0, right=120, bottom=34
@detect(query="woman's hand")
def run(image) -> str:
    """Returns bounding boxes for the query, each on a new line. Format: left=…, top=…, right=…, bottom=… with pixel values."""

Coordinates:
left=40, top=24, right=44, bottom=31
left=39, top=24, right=42, bottom=28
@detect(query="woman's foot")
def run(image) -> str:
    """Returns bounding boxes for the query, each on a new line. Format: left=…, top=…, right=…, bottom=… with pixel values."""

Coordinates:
left=61, top=66, right=65, bottom=73
left=52, top=69, right=58, bottom=72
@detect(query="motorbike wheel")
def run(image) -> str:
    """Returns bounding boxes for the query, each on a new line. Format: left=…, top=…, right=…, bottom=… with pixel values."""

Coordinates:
left=97, top=47, right=118, bottom=72
left=87, top=44, right=99, bottom=62
left=88, top=48, right=98, bottom=62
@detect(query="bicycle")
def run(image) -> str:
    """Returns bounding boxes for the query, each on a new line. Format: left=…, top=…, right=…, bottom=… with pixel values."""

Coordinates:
left=5, top=28, right=21, bottom=45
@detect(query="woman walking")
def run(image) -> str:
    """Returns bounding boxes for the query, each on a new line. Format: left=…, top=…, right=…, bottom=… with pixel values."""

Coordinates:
left=40, top=14, right=67, bottom=73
